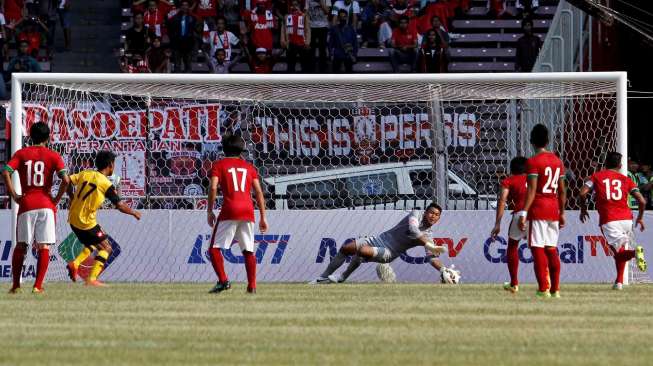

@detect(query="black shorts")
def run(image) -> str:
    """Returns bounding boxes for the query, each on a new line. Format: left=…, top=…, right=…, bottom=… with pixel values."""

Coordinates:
left=71, top=225, right=108, bottom=247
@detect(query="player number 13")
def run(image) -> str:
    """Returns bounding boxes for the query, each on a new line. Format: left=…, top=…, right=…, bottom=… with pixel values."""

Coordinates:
left=228, top=168, right=248, bottom=192
left=602, top=179, right=622, bottom=200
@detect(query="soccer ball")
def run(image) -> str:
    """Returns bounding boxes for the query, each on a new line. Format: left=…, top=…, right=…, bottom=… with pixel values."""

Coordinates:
left=440, top=265, right=461, bottom=284
left=376, top=263, right=397, bottom=283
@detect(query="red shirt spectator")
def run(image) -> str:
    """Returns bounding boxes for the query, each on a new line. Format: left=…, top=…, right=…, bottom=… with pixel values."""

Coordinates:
left=248, top=48, right=276, bottom=73
left=194, top=0, right=218, bottom=20
left=243, top=0, right=276, bottom=51
left=17, top=31, right=40, bottom=56
left=392, top=23, right=417, bottom=48
left=285, top=8, right=306, bottom=46
left=143, top=0, right=169, bottom=37
left=4, top=0, right=23, bottom=24
left=423, top=0, right=454, bottom=30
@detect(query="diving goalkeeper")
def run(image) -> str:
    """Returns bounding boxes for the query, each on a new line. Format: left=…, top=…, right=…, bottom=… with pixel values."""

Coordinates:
left=311, top=203, right=458, bottom=284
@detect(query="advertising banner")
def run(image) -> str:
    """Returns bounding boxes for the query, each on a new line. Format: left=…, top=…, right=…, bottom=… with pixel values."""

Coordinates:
left=1, top=210, right=650, bottom=284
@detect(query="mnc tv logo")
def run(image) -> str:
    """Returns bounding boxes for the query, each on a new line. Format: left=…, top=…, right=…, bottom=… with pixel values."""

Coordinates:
left=58, top=233, right=122, bottom=279
left=1, top=239, right=59, bottom=278
left=188, top=234, right=290, bottom=264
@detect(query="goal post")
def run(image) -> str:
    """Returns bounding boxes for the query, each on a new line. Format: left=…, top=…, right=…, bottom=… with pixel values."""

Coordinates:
left=7, top=71, right=640, bottom=284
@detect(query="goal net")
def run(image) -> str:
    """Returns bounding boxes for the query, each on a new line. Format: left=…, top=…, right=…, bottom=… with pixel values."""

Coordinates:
left=5, top=72, right=647, bottom=285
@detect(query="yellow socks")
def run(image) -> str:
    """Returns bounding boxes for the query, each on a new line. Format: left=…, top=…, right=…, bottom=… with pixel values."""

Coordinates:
left=88, top=250, right=109, bottom=281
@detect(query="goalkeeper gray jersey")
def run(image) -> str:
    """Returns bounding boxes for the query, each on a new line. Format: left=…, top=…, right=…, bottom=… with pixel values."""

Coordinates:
left=378, top=210, right=432, bottom=254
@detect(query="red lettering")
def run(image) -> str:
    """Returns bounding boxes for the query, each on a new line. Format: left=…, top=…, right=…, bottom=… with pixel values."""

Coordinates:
left=162, top=108, right=185, bottom=140
left=117, top=111, right=146, bottom=138
left=585, top=235, right=612, bottom=257
left=183, top=105, right=204, bottom=142
left=23, top=105, right=49, bottom=133
left=205, top=104, right=222, bottom=142
left=71, top=110, right=90, bottom=139
left=90, top=111, right=118, bottom=139
left=434, top=238, right=467, bottom=257
left=49, top=107, right=71, bottom=142
left=149, top=110, right=165, bottom=132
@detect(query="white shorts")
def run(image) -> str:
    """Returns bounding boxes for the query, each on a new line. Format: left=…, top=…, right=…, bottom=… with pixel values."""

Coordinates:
left=601, top=220, right=633, bottom=250
left=17, top=208, right=56, bottom=244
left=508, top=211, right=527, bottom=241
left=211, top=220, right=255, bottom=252
left=527, top=220, right=559, bottom=248
left=355, top=236, right=397, bottom=263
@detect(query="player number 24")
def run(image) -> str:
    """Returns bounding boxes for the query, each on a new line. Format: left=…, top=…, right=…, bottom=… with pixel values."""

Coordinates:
left=542, top=167, right=561, bottom=194
left=25, top=160, right=45, bottom=187
left=228, top=168, right=248, bottom=192
left=602, top=179, right=622, bottom=200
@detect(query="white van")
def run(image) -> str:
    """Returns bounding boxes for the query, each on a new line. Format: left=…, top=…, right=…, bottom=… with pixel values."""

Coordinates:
left=263, top=160, right=497, bottom=210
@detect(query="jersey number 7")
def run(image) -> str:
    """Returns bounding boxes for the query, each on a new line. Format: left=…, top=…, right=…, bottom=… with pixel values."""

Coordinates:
left=77, top=181, right=98, bottom=200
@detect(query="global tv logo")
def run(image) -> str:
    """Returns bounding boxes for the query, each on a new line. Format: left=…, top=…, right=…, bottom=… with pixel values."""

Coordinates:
left=188, top=234, right=290, bottom=264
left=0, top=239, right=56, bottom=278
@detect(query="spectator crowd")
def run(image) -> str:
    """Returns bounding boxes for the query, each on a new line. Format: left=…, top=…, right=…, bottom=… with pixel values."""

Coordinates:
left=1, top=0, right=71, bottom=99
left=121, top=0, right=543, bottom=74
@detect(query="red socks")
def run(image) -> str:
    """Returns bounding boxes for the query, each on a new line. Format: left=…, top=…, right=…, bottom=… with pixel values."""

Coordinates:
left=507, top=239, right=520, bottom=287
left=614, top=247, right=635, bottom=284
left=208, top=247, right=228, bottom=283
left=545, top=247, right=561, bottom=293
left=531, top=247, right=549, bottom=292
left=11, top=245, right=26, bottom=289
left=34, top=248, right=50, bottom=290
left=243, top=251, right=257, bottom=291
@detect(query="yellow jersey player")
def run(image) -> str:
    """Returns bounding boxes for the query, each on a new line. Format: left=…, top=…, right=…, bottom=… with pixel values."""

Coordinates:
left=66, top=151, right=141, bottom=287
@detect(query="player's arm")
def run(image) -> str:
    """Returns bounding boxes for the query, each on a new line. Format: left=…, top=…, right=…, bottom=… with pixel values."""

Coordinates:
left=491, top=187, right=510, bottom=237
left=252, top=178, right=268, bottom=233
left=52, top=171, right=71, bottom=206
left=519, top=175, right=538, bottom=231
left=106, top=185, right=141, bottom=220
left=632, top=190, right=646, bottom=231
left=578, top=181, right=592, bottom=223
left=207, top=176, right=219, bottom=227
left=557, top=175, right=567, bottom=229
left=1, top=167, right=21, bottom=202
left=409, top=210, right=446, bottom=256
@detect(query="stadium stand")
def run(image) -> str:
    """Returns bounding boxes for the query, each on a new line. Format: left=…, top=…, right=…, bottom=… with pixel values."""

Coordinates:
left=118, top=0, right=559, bottom=74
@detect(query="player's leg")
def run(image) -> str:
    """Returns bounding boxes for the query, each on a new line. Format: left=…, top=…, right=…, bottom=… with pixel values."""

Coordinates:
left=235, top=221, right=257, bottom=293
left=68, top=225, right=100, bottom=282
left=505, top=212, right=525, bottom=292
left=602, top=221, right=635, bottom=288
left=544, top=221, right=561, bottom=297
left=9, top=212, right=35, bottom=293
left=87, top=237, right=112, bottom=286
left=337, top=241, right=395, bottom=283
left=208, top=220, right=237, bottom=293
left=32, top=209, right=57, bottom=292
left=528, top=220, right=551, bottom=297
left=311, top=238, right=360, bottom=283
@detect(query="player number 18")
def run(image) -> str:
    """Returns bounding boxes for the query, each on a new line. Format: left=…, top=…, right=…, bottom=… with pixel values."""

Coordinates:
left=228, top=168, right=248, bottom=192
left=25, top=160, right=45, bottom=187
left=602, top=179, right=622, bottom=200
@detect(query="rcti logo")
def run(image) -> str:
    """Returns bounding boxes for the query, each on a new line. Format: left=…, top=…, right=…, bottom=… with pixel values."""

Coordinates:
left=188, top=234, right=290, bottom=264
left=58, top=233, right=122, bottom=280
left=0, top=239, right=58, bottom=278
left=484, top=235, right=615, bottom=264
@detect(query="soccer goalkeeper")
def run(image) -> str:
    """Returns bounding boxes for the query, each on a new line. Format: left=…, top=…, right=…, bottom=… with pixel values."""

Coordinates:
left=311, top=203, right=457, bottom=284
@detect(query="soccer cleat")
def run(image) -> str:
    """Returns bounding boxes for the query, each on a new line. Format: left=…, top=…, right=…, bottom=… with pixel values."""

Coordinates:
left=535, top=290, right=551, bottom=298
left=8, top=287, right=21, bottom=294
left=32, top=287, right=44, bottom=294
left=503, top=282, right=519, bottom=293
left=635, top=246, right=647, bottom=272
left=328, top=274, right=345, bottom=284
left=208, top=281, right=231, bottom=294
left=66, top=262, right=79, bottom=283
left=247, top=287, right=256, bottom=294
left=613, top=283, right=623, bottom=291
left=85, top=280, right=108, bottom=287
left=550, top=291, right=561, bottom=298
left=308, top=277, right=333, bottom=285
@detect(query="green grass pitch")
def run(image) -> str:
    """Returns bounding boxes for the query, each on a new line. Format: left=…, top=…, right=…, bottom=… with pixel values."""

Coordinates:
left=2, top=283, right=652, bottom=365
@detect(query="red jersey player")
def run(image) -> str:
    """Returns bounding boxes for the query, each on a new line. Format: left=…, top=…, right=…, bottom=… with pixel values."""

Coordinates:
left=579, top=151, right=647, bottom=290
left=206, top=135, right=268, bottom=294
left=518, top=124, right=566, bottom=298
left=490, top=156, right=528, bottom=293
left=2, top=122, right=70, bottom=293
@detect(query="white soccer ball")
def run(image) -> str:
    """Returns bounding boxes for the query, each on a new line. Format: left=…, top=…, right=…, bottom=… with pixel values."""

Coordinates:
left=440, top=265, right=461, bottom=284
left=108, top=175, right=121, bottom=187
left=376, top=263, right=397, bottom=283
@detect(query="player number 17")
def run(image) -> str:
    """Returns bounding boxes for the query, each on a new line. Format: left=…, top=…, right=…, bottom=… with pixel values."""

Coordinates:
left=228, top=168, right=248, bottom=192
